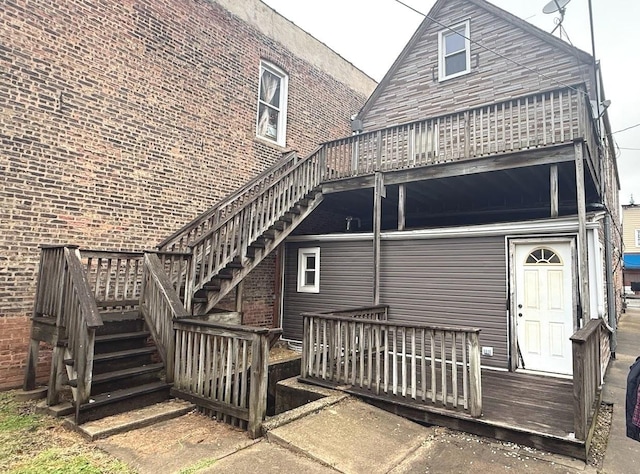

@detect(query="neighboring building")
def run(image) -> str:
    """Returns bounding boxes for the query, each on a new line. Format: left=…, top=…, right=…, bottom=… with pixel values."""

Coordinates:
left=0, top=0, right=375, bottom=389
left=622, top=204, right=640, bottom=294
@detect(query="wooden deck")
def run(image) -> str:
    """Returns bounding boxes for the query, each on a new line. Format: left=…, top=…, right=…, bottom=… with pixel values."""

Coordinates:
left=301, top=368, right=586, bottom=460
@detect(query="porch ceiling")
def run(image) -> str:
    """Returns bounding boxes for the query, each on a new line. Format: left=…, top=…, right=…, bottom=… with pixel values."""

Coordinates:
left=317, top=162, right=600, bottom=231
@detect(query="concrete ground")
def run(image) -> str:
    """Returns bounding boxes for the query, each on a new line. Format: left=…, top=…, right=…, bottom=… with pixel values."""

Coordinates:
left=94, top=308, right=640, bottom=474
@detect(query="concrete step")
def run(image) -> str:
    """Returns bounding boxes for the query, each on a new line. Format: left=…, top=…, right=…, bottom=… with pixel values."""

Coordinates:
left=66, top=399, right=194, bottom=441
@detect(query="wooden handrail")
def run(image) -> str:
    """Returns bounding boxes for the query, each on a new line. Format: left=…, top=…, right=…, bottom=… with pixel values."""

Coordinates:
left=140, top=253, right=190, bottom=383
left=571, top=318, right=603, bottom=441
left=301, top=311, right=482, bottom=417
left=158, top=150, right=312, bottom=251
left=187, top=147, right=324, bottom=293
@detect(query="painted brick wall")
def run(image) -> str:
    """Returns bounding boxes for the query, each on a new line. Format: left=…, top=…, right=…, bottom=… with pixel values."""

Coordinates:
left=0, top=0, right=373, bottom=389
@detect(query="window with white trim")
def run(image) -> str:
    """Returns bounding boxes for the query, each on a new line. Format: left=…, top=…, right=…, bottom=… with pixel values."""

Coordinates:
left=297, top=247, right=320, bottom=293
left=438, top=20, right=471, bottom=81
left=636, top=229, right=640, bottom=247
left=256, top=61, right=288, bottom=146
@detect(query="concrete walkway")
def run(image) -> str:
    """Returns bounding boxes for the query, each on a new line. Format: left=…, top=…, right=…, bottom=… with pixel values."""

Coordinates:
left=602, top=306, right=640, bottom=474
left=95, top=309, right=640, bottom=474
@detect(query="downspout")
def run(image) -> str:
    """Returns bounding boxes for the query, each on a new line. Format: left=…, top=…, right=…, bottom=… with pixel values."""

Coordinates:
left=604, top=214, right=617, bottom=356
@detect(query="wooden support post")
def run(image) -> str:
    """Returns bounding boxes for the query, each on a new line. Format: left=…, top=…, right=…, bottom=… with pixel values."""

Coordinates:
left=235, top=279, right=244, bottom=314
left=574, top=140, right=590, bottom=326
left=468, top=331, right=482, bottom=417
left=373, top=172, right=384, bottom=305
left=47, top=345, right=65, bottom=406
left=247, top=333, right=269, bottom=438
left=23, top=337, right=39, bottom=391
left=550, top=164, right=558, bottom=218
left=398, top=184, right=406, bottom=231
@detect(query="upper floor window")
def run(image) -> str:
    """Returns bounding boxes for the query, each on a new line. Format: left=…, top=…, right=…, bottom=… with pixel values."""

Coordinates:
left=636, top=229, right=640, bottom=247
left=438, top=21, right=471, bottom=82
left=257, top=61, right=288, bottom=146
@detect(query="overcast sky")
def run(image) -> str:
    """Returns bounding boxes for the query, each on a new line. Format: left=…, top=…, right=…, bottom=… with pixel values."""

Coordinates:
left=262, top=0, right=639, bottom=206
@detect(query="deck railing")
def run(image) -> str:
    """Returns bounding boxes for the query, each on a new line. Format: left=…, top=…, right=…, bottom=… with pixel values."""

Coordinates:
left=80, top=250, right=144, bottom=311
left=571, top=318, right=603, bottom=441
left=188, top=148, right=324, bottom=293
left=158, top=150, right=311, bottom=252
left=321, top=84, right=598, bottom=183
left=140, top=252, right=190, bottom=383
left=171, top=319, right=270, bottom=438
left=301, top=311, right=482, bottom=417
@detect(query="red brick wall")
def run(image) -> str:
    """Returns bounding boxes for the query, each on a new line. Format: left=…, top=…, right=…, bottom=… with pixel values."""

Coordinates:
left=0, top=0, right=370, bottom=389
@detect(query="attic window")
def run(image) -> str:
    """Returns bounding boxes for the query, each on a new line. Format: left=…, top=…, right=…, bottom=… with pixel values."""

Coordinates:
left=438, top=21, right=471, bottom=81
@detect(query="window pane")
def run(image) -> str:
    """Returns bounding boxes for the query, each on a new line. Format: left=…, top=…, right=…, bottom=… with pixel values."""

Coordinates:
left=306, top=255, right=315, bottom=269
left=445, top=51, right=467, bottom=76
left=445, top=28, right=466, bottom=55
left=260, top=69, right=281, bottom=107
left=305, top=270, right=315, bottom=286
left=258, top=103, right=279, bottom=139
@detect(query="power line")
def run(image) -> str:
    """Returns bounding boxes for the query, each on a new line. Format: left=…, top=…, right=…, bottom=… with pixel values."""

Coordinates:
left=611, top=123, right=640, bottom=135
left=618, top=147, right=640, bottom=151
left=392, top=0, right=590, bottom=98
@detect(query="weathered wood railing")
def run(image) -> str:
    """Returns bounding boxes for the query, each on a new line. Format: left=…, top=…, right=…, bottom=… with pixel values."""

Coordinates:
left=301, top=312, right=482, bottom=417
left=188, top=148, right=324, bottom=293
left=24, top=246, right=103, bottom=422
left=80, top=250, right=144, bottom=311
left=326, top=305, right=389, bottom=320
left=171, top=319, right=270, bottom=438
left=140, top=252, right=190, bottom=383
left=158, top=150, right=310, bottom=252
left=571, top=318, right=603, bottom=441
left=321, top=84, right=598, bottom=182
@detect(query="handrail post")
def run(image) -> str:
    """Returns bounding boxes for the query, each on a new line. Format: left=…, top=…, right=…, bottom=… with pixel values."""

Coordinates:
left=572, top=337, right=587, bottom=440
left=468, top=331, right=482, bottom=417
left=248, top=332, right=269, bottom=438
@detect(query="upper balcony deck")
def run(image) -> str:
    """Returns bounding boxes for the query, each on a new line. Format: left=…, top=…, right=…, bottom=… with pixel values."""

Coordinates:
left=317, top=84, right=601, bottom=193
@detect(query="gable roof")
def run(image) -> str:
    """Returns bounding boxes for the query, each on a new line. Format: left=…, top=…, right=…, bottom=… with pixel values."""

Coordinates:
left=358, top=0, right=594, bottom=119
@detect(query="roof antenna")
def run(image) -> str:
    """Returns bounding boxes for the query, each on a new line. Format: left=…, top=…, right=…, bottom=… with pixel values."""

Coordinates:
left=542, top=0, right=571, bottom=39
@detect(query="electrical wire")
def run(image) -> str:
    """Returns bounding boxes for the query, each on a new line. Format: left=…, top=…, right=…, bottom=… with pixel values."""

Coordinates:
left=611, top=123, right=640, bottom=135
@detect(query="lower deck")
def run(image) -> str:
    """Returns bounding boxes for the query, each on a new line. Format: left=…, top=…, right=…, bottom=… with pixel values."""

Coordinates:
left=301, top=367, right=586, bottom=459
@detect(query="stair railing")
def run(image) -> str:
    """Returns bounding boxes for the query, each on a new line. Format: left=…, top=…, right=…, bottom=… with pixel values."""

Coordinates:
left=187, top=147, right=325, bottom=294
left=140, top=252, right=191, bottom=383
left=158, top=150, right=308, bottom=252
left=28, top=246, right=105, bottom=421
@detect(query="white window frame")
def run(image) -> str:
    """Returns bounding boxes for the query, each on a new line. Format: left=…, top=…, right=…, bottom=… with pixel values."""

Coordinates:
left=636, top=229, right=640, bottom=247
left=438, top=20, right=471, bottom=82
left=256, top=61, right=288, bottom=147
left=297, top=247, right=320, bottom=293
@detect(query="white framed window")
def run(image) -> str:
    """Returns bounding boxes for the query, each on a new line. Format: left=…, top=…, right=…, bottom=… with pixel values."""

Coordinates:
left=438, top=20, right=471, bottom=82
left=297, top=247, right=320, bottom=293
left=636, top=229, right=640, bottom=247
left=256, top=61, right=288, bottom=146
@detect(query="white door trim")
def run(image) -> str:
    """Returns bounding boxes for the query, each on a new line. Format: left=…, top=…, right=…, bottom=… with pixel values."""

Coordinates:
left=508, top=237, right=577, bottom=375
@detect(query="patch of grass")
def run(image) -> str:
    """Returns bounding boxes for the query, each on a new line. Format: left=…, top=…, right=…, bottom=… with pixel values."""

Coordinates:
left=0, top=391, right=42, bottom=433
left=8, top=446, right=132, bottom=474
left=0, top=391, right=135, bottom=474
left=178, top=456, right=218, bottom=474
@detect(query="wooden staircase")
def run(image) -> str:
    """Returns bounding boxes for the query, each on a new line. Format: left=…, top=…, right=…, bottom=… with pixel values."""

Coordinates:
left=67, top=310, right=170, bottom=424
left=24, top=147, right=327, bottom=426
left=158, top=149, right=325, bottom=315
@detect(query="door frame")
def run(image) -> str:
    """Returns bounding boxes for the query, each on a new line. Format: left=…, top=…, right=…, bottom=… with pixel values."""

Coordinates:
left=507, top=236, right=578, bottom=373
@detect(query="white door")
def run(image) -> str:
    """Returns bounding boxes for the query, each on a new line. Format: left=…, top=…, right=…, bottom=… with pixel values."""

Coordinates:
left=514, top=241, right=574, bottom=375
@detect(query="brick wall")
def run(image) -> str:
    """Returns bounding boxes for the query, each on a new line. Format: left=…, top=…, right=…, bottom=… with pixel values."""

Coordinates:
left=0, top=0, right=373, bottom=389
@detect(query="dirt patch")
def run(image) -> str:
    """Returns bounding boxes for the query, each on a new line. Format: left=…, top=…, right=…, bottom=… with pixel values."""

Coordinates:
left=269, top=346, right=300, bottom=362
left=587, top=402, right=613, bottom=472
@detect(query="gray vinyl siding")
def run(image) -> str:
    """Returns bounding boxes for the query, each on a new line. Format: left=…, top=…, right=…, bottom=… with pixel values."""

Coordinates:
left=361, top=0, right=593, bottom=130
left=380, top=236, right=508, bottom=368
left=282, top=240, right=373, bottom=341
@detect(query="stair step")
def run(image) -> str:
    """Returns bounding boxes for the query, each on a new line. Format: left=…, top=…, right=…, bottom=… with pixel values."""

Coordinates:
left=279, top=214, right=293, bottom=223
left=95, top=331, right=150, bottom=343
left=263, top=229, right=277, bottom=239
left=76, top=381, right=171, bottom=424
left=93, top=346, right=157, bottom=363
left=226, top=259, right=243, bottom=269
left=288, top=206, right=301, bottom=215
left=216, top=272, right=233, bottom=280
left=249, top=239, right=266, bottom=249
left=272, top=221, right=285, bottom=231
left=192, top=297, right=208, bottom=304
left=203, top=282, right=221, bottom=291
left=100, top=310, right=140, bottom=322
left=68, top=363, right=164, bottom=388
